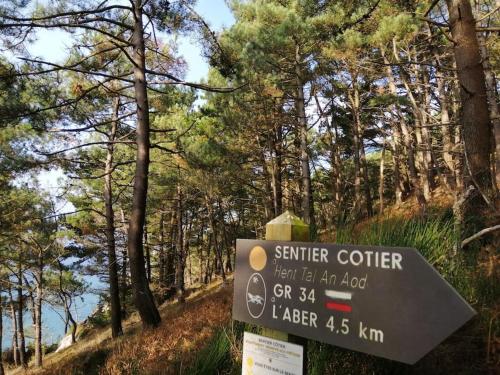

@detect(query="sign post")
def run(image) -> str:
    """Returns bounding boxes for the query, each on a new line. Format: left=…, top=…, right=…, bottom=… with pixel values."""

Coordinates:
left=233, top=212, right=476, bottom=365
left=262, top=211, right=309, bottom=374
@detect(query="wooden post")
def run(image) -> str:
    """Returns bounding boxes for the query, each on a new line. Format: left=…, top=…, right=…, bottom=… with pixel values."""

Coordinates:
left=262, top=210, right=309, bottom=374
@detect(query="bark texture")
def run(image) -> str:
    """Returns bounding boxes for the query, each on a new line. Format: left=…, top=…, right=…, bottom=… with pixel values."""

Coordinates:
left=34, top=249, right=43, bottom=367
left=446, top=0, right=493, bottom=200
left=295, top=47, right=315, bottom=229
left=127, top=0, right=161, bottom=328
left=17, top=262, right=26, bottom=368
left=105, top=96, right=123, bottom=338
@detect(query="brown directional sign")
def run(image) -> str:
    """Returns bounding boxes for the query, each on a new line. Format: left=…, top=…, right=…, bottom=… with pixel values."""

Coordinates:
left=233, top=239, right=476, bottom=364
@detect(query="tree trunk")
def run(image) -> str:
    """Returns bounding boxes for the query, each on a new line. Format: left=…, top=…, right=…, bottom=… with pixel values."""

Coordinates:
left=175, top=182, right=185, bottom=302
left=34, top=250, right=44, bottom=367
left=352, top=105, right=363, bottom=217
left=295, top=46, right=315, bottom=230
left=204, top=232, right=212, bottom=284
left=8, top=288, right=19, bottom=367
left=128, top=0, right=161, bottom=328
left=187, top=238, right=192, bottom=286
left=256, top=133, right=274, bottom=221
left=315, top=94, right=344, bottom=220
left=478, top=35, right=500, bottom=194
left=159, top=212, right=166, bottom=287
left=398, top=47, right=432, bottom=201
left=120, top=208, right=128, bottom=318
left=379, top=140, right=386, bottom=214
left=438, top=71, right=456, bottom=187
left=0, top=293, right=4, bottom=375
left=384, top=46, right=426, bottom=206
left=348, top=77, right=373, bottom=218
left=270, top=125, right=283, bottom=216
left=221, top=214, right=233, bottom=273
left=446, top=0, right=493, bottom=203
left=167, top=208, right=176, bottom=287
left=144, top=224, right=151, bottom=283
left=330, top=126, right=343, bottom=210
left=58, top=262, right=77, bottom=344
left=105, top=96, right=123, bottom=338
left=67, top=307, right=77, bottom=344
left=217, top=199, right=231, bottom=276
left=185, top=214, right=194, bottom=285
left=427, top=23, right=456, bottom=189
left=359, top=126, right=373, bottom=217
left=391, top=119, right=405, bottom=204
left=17, top=262, right=26, bottom=367
left=206, top=196, right=226, bottom=281
left=415, top=60, right=436, bottom=198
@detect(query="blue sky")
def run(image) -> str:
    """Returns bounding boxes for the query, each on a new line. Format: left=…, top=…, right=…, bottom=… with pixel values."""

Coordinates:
left=27, top=0, right=235, bottom=82
left=177, top=0, right=235, bottom=81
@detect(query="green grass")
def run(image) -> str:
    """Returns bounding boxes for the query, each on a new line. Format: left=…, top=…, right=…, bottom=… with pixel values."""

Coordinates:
left=185, top=328, right=233, bottom=375
left=310, top=215, right=497, bottom=374
left=336, top=216, right=455, bottom=263
left=184, top=321, right=255, bottom=375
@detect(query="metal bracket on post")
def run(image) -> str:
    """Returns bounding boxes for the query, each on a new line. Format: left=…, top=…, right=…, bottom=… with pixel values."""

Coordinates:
left=261, top=210, right=309, bottom=374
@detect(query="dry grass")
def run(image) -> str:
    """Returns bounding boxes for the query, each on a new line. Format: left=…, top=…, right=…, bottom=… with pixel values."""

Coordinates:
left=7, top=277, right=233, bottom=375
left=101, top=283, right=233, bottom=375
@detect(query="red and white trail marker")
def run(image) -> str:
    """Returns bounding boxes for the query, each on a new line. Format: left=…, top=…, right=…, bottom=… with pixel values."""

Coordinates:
left=325, top=290, right=352, bottom=313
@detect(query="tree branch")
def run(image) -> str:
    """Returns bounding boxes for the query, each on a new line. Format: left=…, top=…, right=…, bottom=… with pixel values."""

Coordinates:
left=461, top=225, right=500, bottom=248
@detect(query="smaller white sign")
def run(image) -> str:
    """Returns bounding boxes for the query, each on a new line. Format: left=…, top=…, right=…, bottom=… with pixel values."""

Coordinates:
left=242, top=332, right=303, bottom=375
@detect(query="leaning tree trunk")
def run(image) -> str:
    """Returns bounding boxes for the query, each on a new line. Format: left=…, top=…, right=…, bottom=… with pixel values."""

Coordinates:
left=58, top=262, right=78, bottom=344
left=446, top=0, right=493, bottom=207
left=127, top=0, right=161, bottom=328
left=67, top=305, right=77, bottom=344
left=104, top=96, right=123, bottom=338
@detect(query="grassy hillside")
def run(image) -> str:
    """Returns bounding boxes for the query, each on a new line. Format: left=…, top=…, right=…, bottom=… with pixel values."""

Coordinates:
left=7, top=280, right=234, bottom=375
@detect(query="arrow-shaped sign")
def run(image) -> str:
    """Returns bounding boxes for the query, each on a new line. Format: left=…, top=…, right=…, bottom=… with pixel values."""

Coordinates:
left=233, top=240, right=476, bottom=364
